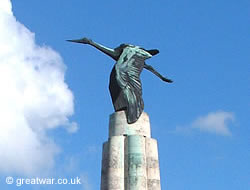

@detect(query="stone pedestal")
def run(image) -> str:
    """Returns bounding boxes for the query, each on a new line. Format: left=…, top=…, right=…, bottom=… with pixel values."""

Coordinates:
left=101, top=111, right=161, bottom=190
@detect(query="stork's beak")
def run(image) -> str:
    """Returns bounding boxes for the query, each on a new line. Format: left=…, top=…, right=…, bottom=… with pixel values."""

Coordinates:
left=66, top=39, right=83, bottom=43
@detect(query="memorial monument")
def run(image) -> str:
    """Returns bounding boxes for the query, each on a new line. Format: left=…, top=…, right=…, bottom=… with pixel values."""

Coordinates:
left=68, top=37, right=173, bottom=189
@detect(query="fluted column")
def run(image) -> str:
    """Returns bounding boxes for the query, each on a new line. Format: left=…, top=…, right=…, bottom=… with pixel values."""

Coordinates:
left=100, top=111, right=161, bottom=190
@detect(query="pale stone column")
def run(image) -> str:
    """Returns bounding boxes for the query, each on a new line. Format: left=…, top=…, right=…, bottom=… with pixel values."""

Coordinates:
left=146, top=138, right=161, bottom=190
left=100, top=111, right=161, bottom=190
left=101, top=136, right=125, bottom=190
left=109, top=111, right=151, bottom=138
left=125, top=135, right=147, bottom=190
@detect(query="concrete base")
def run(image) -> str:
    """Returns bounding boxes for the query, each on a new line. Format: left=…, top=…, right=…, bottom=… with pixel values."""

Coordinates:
left=101, top=111, right=161, bottom=190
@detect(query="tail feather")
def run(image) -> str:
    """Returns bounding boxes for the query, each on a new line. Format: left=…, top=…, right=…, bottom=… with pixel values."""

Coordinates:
left=124, top=87, right=144, bottom=124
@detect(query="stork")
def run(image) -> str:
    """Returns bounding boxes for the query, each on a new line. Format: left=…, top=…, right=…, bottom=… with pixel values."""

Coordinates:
left=67, top=37, right=173, bottom=124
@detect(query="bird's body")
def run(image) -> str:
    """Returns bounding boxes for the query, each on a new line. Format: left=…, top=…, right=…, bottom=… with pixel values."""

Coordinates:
left=109, top=45, right=152, bottom=123
left=67, top=38, right=173, bottom=124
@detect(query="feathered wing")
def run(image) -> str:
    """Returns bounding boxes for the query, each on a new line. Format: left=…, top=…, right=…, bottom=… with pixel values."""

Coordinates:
left=115, top=47, right=146, bottom=123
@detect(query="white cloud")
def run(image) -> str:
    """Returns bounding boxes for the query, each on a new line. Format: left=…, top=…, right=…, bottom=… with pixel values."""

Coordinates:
left=0, top=0, right=11, bottom=14
left=172, top=111, right=235, bottom=136
left=191, top=111, right=235, bottom=136
left=65, top=121, right=79, bottom=133
left=0, top=0, right=77, bottom=175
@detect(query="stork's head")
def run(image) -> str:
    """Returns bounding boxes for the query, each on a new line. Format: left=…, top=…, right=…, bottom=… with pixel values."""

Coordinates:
left=67, top=37, right=92, bottom=44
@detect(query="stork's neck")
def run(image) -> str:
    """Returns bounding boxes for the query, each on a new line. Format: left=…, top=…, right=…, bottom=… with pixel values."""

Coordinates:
left=88, top=40, right=119, bottom=61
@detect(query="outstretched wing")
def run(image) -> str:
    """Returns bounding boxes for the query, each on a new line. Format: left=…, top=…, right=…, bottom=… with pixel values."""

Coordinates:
left=115, top=46, right=150, bottom=123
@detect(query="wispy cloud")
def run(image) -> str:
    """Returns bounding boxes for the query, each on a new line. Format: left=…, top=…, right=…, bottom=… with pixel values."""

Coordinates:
left=0, top=0, right=76, bottom=175
left=173, top=111, right=235, bottom=136
left=191, top=111, right=234, bottom=136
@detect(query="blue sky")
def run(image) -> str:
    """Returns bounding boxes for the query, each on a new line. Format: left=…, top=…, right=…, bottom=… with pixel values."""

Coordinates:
left=0, top=0, right=249, bottom=189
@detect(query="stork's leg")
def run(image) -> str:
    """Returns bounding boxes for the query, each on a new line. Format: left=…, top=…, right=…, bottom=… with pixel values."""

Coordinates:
left=144, top=63, right=173, bottom=83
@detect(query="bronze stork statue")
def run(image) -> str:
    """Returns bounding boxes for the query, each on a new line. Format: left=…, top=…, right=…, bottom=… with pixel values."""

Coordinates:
left=67, top=37, right=173, bottom=124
